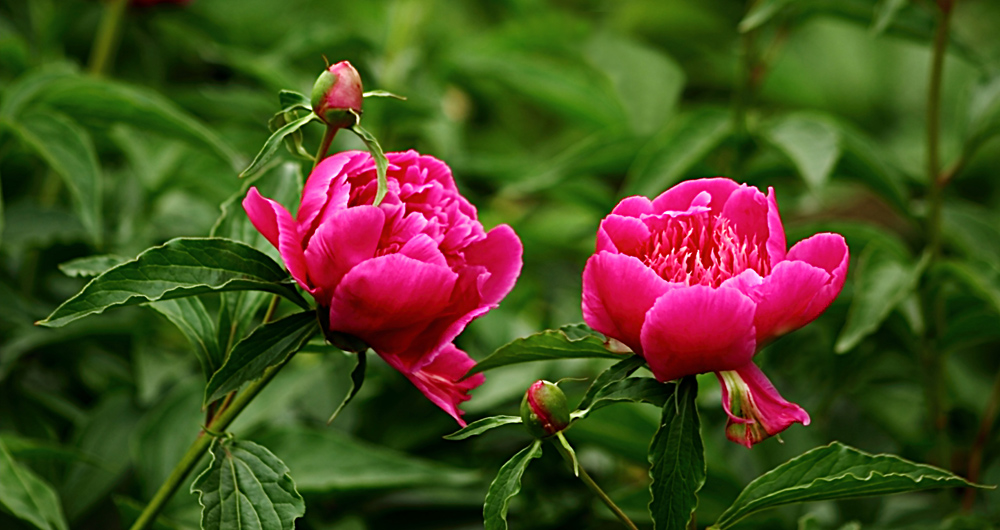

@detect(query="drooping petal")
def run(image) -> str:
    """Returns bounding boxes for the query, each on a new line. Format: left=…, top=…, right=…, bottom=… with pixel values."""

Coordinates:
left=596, top=214, right=651, bottom=256
left=650, top=178, right=741, bottom=217
left=303, top=205, right=385, bottom=305
left=751, top=260, right=831, bottom=343
left=786, top=233, right=850, bottom=325
left=462, top=224, right=524, bottom=305
left=720, top=185, right=770, bottom=250
left=765, top=187, right=787, bottom=264
left=716, top=362, right=810, bottom=448
left=243, top=187, right=310, bottom=293
left=383, top=343, right=484, bottom=427
left=582, top=252, right=672, bottom=353
left=327, top=253, right=458, bottom=363
left=639, top=285, right=756, bottom=382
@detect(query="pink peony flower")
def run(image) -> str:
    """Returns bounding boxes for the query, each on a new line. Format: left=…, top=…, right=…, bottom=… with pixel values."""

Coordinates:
left=243, top=150, right=523, bottom=425
left=582, top=178, right=848, bottom=447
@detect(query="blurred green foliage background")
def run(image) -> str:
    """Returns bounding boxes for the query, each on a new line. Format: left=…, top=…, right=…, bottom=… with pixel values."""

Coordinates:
left=2, top=0, right=1000, bottom=528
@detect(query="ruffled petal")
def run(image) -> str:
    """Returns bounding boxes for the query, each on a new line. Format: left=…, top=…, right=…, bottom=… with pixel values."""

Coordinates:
left=297, top=151, right=357, bottom=229
left=650, top=178, right=741, bottom=217
left=596, top=214, right=650, bottom=256
left=382, top=343, right=484, bottom=427
left=639, top=285, right=756, bottom=382
left=461, top=224, right=524, bottom=306
left=303, top=205, right=385, bottom=305
left=786, top=233, right=850, bottom=325
left=582, top=252, right=671, bottom=353
left=243, top=187, right=310, bottom=293
left=752, top=260, right=831, bottom=343
left=716, top=362, right=810, bottom=448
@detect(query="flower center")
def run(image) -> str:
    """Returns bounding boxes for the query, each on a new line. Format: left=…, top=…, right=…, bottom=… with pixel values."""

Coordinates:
left=641, top=212, right=769, bottom=286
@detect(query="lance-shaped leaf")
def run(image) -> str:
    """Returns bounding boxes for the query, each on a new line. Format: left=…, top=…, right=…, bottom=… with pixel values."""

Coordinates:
left=350, top=123, right=389, bottom=206
left=711, top=442, right=989, bottom=529
left=204, top=311, right=319, bottom=404
left=241, top=112, right=318, bottom=178
left=58, top=255, right=127, bottom=278
left=0, top=438, right=69, bottom=530
left=38, top=237, right=309, bottom=328
left=573, top=377, right=674, bottom=421
left=484, top=440, right=543, bottom=530
left=444, top=416, right=523, bottom=441
left=648, top=376, right=705, bottom=530
left=191, top=439, right=305, bottom=530
left=277, top=90, right=311, bottom=111
left=326, top=350, right=366, bottom=424
left=467, top=324, right=622, bottom=378
left=576, top=356, right=646, bottom=412
left=150, top=297, right=222, bottom=378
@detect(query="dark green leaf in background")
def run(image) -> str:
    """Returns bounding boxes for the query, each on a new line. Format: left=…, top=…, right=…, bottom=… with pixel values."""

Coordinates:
left=149, top=297, right=222, bottom=378
left=484, top=440, right=543, bottom=530
left=190, top=439, right=305, bottom=530
left=467, top=324, right=623, bottom=377
left=872, top=0, right=910, bottom=35
left=762, top=112, right=842, bottom=191
left=0, top=438, right=68, bottom=530
left=648, top=376, right=705, bottom=530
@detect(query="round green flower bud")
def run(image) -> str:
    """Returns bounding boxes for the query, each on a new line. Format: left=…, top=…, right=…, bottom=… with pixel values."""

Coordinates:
left=520, top=380, right=570, bottom=438
left=311, top=60, right=363, bottom=129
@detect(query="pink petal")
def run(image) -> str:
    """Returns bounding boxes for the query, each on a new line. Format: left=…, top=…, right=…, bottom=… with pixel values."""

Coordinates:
left=462, top=224, right=524, bottom=306
left=327, top=253, right=458, bottom=365
left=297, top=152, right=357, bottom=230
left=765, top=187, right=787, bottom=264
left=596, top=214, right=650, bottom=256
left=786, top=233, right=850, bottom=324
left=611, top=195, right=655, bottom=217
left=398, top=233, right=448, bottom=267
left=383, top=343, right=485, bottom=427
left=720, top=185, right=770, bottom=250
left=243, top=187, right=310, bottom=293
left=752, top=260, right=831, bottom=343
left=582, top=252, right=671, bottom=353
left=303, top=206, right=385, bottom=305
left=639, top=285, right=756, bottom=382
left=716, top=362, right=810, bottom=448
left=650, top=178, right=741, bottom=217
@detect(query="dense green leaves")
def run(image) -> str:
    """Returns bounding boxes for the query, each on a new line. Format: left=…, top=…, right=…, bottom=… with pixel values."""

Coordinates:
left=0, top=438, right=68, bottom=530
left=573, top=377, right=674, bottom=420
left=191, top=439, right=305, bottom=530
left=467, top=324, right=622, bottom=377
left=711, top=442, right=986, bottom=529
left=444, top=416, right=523, bottom=441
left=38, top=237, right=309, bottom=328
left=241, top=112, right=318, bottom=178
left=576, top=356, right=647, bottom=412
left=484, top=441, right=543, bottom=530
left=150, top=297, right=222, bottom=378
left=648, top=377, right=705, bottom=530
left=204, top=311, right=319, bottom=404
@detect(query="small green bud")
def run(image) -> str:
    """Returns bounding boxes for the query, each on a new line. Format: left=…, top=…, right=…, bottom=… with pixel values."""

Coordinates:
left=311, top=60, right=363, bottom=129
left=520, top=380, right=570, bottom=438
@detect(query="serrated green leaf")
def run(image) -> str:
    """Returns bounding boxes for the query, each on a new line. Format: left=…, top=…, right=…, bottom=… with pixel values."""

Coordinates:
left=204, top=311, right=318, bottom=404
left=648, top=376, right=705, bottom=530
left=149, top=297, right=222, bottom=378
left=624, top=108, right=732, bottom=197
left=350, top=123, right=388, bottom=206
left=763, top=112, right=841, bottom=191
left=0, top=438, right=68, bottom=530
left=241, top=112, right=318, bottom=178
left=191, top=439, right=305, bottom=530
left=58, top=255, right=127, bottom=278
left=444, top=416, right=522, bottom=441
left=327, top=351, right=366, bottom=424
left=38, top=237, right=309, bottom=328
left=835, top=244, right=929, bottom=353
left=466, top=324, right=622, bottom=378
left=574, top=377, right=674, bottom=421
left=712, top=442, right=988, bottom=529
left=577, top=356, right=647, bottom=412
left=5, top=109, right=102, bottom=244
left=484, top=440, right=543, bottom=530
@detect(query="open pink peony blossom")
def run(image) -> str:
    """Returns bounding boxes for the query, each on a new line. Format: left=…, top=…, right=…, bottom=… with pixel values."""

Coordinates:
left=582, top=178, right=848, bottom=447
left=243, top=150, right=523, bottom=425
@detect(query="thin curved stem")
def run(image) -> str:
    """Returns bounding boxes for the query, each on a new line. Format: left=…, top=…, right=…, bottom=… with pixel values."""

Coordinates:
left=552, top=433, right=638, bottom=530
left=88, top=0, right=128, bottom=76
left=312, top=125, right=339, bottom=170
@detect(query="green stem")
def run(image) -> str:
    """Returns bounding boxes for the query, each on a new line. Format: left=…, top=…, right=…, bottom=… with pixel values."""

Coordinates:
left=962, top=366, right=1000, bottom=510
left=88, top=0, right=128, bottom=76
left=552, top=433, right=638, bottom=530
left=313, top=125, right=339, bottom=170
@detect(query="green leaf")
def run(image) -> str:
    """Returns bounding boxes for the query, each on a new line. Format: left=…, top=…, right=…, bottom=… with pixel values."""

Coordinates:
left=872, top=0, right=909, bottom=35
left=739, top=0, right=797, bottom=33
left=484, top=440, right=543, bottom=530
left=58, top=255, right=127, bottom=278
left=277, top=90, right=310, bottom=111
left=5, top=109, right=102, bottom=244
left=711, top=442, right=988, bottom=529
left=0, top=438, right=68, bottom=530
left=965, top=73, right=1000, bottom=158
left=835, top=244, right=929, bottom=353
left=350, top=123, right=389, bottom=206
left=835, top=123, right=909, bottom=212
left=467, top=324, right=622, bottom=377
left=149, top=297, right=222, bottom=378
left=577, top=356, right=647, bottom=412
left=444, top=416, right=523, bottom=441
left=326, top=350, right=366, bottom=424
left=574, top=377, right=674, bottom=421
left=38, top=237, right=309, bottom=328
left=762, top=112, right=841, bottom=191
left=0, top=64, right=76, bottom=119
left=624, top=108, right=732, bottom=197
left=204, top=311, right=319, bottom=404
left=191, top=439, right=305, bottom=530
left=648, top=376, right=705, bottom=530
left=241, top=112, right=318, bottom=178
left=363, top=90, right=407, bottom=100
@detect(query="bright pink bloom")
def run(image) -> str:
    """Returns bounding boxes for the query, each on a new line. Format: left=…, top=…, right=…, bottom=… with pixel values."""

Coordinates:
left=582, top=178, right=848, bottom=447
left=244, top=150, right=523, bottom=425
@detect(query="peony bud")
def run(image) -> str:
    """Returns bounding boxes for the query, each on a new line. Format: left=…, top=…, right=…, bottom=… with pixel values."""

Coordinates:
left=311, top=61, right=363, bottom=129
left=520, top=380, right=570, bottom=438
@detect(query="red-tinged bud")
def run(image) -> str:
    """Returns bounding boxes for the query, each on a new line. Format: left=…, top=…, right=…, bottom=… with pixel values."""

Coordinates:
left=520, top=380, right=570, bottom=438
left=311, top=61, right=363, bottom=129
